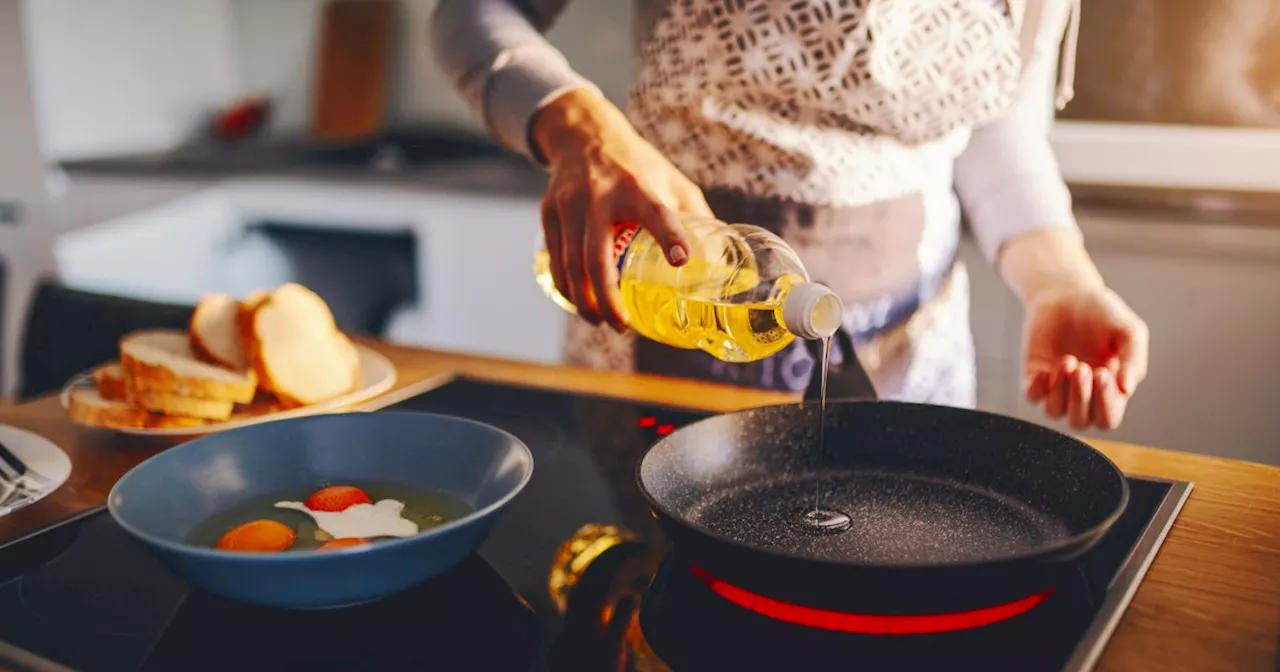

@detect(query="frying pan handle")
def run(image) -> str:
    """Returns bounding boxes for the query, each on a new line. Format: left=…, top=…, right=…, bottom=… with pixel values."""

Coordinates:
left=803, top=329, right=878, bottom=402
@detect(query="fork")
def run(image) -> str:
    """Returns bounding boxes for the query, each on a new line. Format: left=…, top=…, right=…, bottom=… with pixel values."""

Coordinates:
left=0, top=440, right=52, bottom=513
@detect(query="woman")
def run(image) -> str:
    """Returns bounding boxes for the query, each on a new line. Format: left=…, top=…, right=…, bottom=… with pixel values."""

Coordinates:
left=431, top=0, right=1149, bottom=430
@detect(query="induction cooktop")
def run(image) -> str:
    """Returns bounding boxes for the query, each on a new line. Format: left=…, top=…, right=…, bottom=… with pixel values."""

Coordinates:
left=0, top=379, right=1190, bottom=671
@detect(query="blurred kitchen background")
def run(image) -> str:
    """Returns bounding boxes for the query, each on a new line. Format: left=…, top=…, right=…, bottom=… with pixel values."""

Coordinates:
left=0, top=0, right=1277, bottom=464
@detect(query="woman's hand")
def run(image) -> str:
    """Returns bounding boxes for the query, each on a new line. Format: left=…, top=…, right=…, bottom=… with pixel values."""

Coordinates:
left=531, top=89, right=713, bottom=332
left=1022, top=287, right=1149, bottom=430
left=998, top=229, right=1149, bottom=430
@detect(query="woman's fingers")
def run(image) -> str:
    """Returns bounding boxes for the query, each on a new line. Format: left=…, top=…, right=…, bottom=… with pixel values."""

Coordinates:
left=1091, top=367, right=1126, bottom=430
left=556, top=191, right=598, bottom=324
left=586, top=209, right=628, bottom=332
left=1044, top=356, right=1077, bottom=419
left=540, top=194, right=570, bottom=302
left=1025, top=370, right=1051, bottom=403
left=1032, top=360, right=1132, bottom=430
left=1113, top=320, right=1150, bottom=396
left=1067, top=364, right=1094, bottom=429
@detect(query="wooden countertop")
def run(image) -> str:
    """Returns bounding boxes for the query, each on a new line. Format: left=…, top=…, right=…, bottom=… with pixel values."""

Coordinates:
left=1, top=339, right=1277, bottom=671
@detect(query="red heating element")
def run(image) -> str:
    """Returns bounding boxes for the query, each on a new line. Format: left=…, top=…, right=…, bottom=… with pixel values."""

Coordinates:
left=638, top=416, right=677, bottom=436
left=689, top=565, right=1052, bottom=635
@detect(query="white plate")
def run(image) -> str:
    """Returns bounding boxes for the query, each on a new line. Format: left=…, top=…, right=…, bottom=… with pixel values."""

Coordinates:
left=0, top=424, right=72, bottom=516
left=60, top=345, right=398, bottom=437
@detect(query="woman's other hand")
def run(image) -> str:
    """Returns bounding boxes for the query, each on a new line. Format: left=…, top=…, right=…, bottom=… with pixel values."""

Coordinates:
left=531, top=89, right=713, bottom=332
left=999, top=228, right=1149, bottom=430
left=1022, top=287, right=1149, bottom=430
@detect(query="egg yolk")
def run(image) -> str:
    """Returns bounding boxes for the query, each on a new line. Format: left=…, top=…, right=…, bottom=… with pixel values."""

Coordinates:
left=216, top=519, right=296, bottom=552
left=306, top=485, right=372, bottom=512
left=319, top=537, right=370, bottom=551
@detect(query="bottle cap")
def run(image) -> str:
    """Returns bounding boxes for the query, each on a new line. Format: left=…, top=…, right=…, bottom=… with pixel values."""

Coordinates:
left=782, top=282, right=843, bottom=340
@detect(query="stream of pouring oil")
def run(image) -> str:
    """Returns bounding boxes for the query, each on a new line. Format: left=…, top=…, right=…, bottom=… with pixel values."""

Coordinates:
left=815, top=335, right=832, bottom=509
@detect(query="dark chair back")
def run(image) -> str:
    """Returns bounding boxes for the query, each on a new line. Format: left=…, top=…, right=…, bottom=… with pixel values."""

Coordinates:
left=244, top=222, right=417, bottom=335
left=19, top=278, right=194, bottom=401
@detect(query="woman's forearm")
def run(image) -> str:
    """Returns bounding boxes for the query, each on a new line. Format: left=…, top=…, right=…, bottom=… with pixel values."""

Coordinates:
left=997, top=228, right=1105, bottom=304
left=953, top=0, right=1080, bottom=267
left=428, top=0, right=598, bottom=160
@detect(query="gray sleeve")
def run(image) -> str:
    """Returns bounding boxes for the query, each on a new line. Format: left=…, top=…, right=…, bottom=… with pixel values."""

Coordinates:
left=953, top=0, right=1079, bottom=264
left=428, top=0, right=601, bottom=162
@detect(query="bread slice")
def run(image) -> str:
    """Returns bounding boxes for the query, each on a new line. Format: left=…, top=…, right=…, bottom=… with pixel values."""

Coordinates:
left=67, top=388, right=149, bottom=429
left=236, top=395, right=287, bottom=418
left=147, top=413, right=212, bottom=429
left=91, top=363, right=130, bottom=402
left=129, top=388, right=235, bottom=420
left=120, top=330, right=257, bottom=404
left=190, top=294, right=250, bottom=370
left=244, top=284, right=360, bottom=408
left=237, top=290, right=274, bottom=392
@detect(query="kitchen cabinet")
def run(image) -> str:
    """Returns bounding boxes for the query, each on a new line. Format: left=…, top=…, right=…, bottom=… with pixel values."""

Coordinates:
left=54, top=173, right=568, bottom=367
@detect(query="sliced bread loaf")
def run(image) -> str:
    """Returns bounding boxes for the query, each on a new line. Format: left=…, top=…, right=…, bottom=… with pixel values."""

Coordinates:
left=146, top=414, right=210, bottom=430
left=190, top=293, right=250, bottom=370
left=237, top=290, right=273, bottom=392
left=244, top=284, right=360, bottom=408
left=120, top=330, right=257, bottom=403
left=91, top=363, right=130, bottom=402
left=67, top=388, right=149, bottom=429
left=128, top=387, right=235, bottom=420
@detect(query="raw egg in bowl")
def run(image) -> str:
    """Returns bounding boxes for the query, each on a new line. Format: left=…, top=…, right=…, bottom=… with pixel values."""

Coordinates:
left=108, top=411, right=533, bottom=609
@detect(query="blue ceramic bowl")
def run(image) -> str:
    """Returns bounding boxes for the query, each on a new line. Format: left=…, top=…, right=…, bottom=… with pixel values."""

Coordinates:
left=108, top=411, right=533, bottom=609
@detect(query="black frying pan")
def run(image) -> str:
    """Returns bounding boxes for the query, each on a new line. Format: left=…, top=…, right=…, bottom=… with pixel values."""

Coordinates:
left=637, top=331, right=1128, bottom=618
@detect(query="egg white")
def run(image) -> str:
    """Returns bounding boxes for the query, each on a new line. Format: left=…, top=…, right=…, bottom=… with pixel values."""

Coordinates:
left=275, top=499, right=419, bottom=540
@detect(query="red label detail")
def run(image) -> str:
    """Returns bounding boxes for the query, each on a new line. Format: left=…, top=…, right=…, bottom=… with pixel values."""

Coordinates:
left=612, top=221, right=640, bottom=271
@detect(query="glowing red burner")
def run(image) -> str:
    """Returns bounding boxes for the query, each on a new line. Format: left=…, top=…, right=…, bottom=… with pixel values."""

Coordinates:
left=689, top=565, right=1052, bottom=635
left=637, top=416, right=658, bottom=428
left=656, top=424, right=676, bottom=436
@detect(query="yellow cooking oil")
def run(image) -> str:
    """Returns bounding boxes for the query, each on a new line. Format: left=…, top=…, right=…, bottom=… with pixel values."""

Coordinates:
left=622, top=274, right=802, bottom=362
left=533, top=218, right=841, bottom=362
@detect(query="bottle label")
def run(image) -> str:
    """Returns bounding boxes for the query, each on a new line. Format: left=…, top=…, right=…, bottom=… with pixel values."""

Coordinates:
left=612, top=221, right=640, bottom=275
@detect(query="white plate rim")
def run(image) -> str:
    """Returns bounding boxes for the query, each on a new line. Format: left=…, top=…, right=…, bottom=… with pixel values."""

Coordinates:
left=60, top=345, right=398, bottom=437
left=0, top=424, right=73, bottom=516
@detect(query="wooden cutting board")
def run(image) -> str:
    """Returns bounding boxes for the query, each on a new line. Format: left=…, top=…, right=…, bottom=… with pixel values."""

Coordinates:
left=310, top=0, right=396, bottom=142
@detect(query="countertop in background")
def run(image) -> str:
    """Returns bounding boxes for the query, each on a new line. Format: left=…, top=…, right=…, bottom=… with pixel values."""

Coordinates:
left=55, top=127, right=547, bottom=197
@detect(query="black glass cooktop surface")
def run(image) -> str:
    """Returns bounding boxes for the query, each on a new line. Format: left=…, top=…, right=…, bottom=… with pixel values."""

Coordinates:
left=0, top=379, right=1189, bottom=671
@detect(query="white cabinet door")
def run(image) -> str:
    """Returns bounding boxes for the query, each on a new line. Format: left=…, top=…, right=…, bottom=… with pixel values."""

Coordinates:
left=382, top=188, right=566, bottom=365
left=224, top=177, right=566, bottom=365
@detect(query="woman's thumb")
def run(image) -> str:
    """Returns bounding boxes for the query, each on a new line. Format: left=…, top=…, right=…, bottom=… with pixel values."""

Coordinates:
left=1113, top=319, right=1149, bottom=395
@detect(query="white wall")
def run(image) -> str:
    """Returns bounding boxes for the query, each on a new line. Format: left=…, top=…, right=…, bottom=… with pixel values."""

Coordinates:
left=226, top=0, right=637, bottom=134
left=20, top=0, right=238, bottom=160
left=18, top=0, right=647, bottom=155
left=226, top=0, right=322, bottom=137
left=0, top=0, right=57, bottom=395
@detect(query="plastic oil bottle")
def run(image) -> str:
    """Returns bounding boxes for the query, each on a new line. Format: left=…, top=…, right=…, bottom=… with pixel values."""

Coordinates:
left=533, top=216, right=843, bottom=362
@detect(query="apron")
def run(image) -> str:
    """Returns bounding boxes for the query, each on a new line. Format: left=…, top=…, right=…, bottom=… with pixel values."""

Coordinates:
left=564, top=0, right=1040, bottom=408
